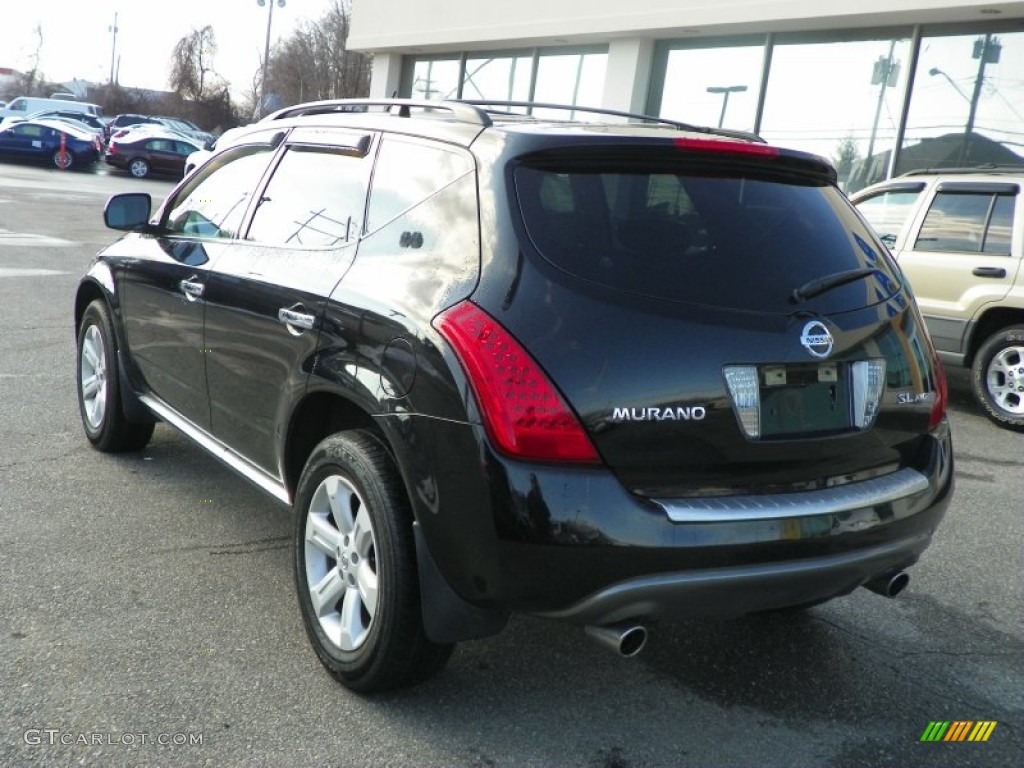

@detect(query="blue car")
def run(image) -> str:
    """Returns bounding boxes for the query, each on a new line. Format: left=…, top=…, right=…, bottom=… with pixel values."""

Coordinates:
left=0, top=118, right=101, bottom=170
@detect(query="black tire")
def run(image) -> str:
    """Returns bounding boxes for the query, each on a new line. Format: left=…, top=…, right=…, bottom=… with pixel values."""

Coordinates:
left=971, top=325, right=1024, bottom=432
left=293, top=430, right=453, bottom=693
left=128, top=158, right=150, bottom=178
left=76, top=300, right=155, bottom=452
left=52, top=148, right=73, bottom=170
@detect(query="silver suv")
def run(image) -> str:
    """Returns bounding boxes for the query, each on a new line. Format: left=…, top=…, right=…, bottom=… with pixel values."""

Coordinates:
left=853, top=167, right=1024, bottom=431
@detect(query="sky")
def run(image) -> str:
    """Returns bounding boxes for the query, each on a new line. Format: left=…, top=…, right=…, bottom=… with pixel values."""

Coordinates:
left=3, top=0, right=337, bottom=96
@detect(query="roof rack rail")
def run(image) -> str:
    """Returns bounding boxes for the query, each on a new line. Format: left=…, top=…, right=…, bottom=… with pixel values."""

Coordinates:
left=900, top=163, right=1024, bottom=177
left=453, top=99, right=766, bottom=143
left=262, top=98, right=493, bottom=127
left=261, top=97, right=767, bottom=143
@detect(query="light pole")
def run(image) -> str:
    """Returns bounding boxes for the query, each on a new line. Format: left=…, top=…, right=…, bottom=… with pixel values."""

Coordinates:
left=257, top=0, right=287, bottom=117
left=108, top=12, right=119, bottom=85
left=960, top=34, right=1000, bottom=166
left=865, top=40, right=899, bottom=172
left=706, top=85, right=747, bottom=129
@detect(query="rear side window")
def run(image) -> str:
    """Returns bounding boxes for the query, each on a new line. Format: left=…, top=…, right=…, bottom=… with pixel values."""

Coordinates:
left=358, top=136, right=479, bottom=284
left=514, top=154, right=901, bottom=314
left=366, top=136, right=474, bottom=231
left=914, top=190, right=1016, bottom=255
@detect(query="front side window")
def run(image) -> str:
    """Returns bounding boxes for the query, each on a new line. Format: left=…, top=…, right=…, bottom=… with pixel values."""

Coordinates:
left=855, top=188, right=923, bottom=246
left=247, top=146, right=370, bottom=247
left=165, top=146, right=276, bottom=239
left=914, top=190, right=1017, bottom=254
left=10, top=99, right=26, bottom=112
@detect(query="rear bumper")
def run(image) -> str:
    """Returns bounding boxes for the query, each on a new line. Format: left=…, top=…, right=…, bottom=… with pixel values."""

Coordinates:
left=536, top=533, right=931, bottom=625
left=393, top=414, right=953, bottom=623
left=493, top=421, right=952, bottom=618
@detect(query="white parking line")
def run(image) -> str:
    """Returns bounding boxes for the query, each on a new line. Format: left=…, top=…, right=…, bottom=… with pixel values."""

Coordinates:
left=0, top=229, right=73, bottom=247
left=0, top=268, right=70, bottom=277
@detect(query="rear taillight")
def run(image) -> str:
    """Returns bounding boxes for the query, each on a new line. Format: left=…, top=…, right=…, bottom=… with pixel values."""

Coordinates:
left=107, top=143, right=117, bottom=155
left=929, top=354, right=948, bottom=430
left=433, top=301, right=599, bottom=463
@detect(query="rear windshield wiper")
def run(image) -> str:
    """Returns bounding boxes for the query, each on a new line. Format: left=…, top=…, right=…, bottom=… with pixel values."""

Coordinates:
left=791, top=267, right=885, bottom=304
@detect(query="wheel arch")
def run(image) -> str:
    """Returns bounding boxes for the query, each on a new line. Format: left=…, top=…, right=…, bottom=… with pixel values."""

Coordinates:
left=283, top=391, right=382, bottom=501
left=284, top=389, right=508, bottom=645
left=75, top=270, right=119, bottom=340
left=965, top=307, right=1024, bottom=367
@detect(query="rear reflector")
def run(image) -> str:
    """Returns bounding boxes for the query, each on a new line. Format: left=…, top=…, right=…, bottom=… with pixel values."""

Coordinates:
left=673, top=137, right=780, bottom=158
left=851, top=359, right=886, bottom=429
left=433, top=301, right=600, bottom=463
left=723, top=365, right=761, bottom=438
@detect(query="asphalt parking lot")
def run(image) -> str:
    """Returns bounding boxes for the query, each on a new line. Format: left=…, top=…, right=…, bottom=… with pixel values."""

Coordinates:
left=0, top=161, right=1021, bottom=768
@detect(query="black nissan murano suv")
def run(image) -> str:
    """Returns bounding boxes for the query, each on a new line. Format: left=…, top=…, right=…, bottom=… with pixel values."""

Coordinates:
left=74, top=99, right=954, bottom=692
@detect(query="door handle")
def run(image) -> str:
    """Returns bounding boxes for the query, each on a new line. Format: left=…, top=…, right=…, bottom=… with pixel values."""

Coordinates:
left=179, top=278, right=205, bottom=301
left=278, top=307, right=315, bottom=332
left=972, top=267, right=1007, bottom=279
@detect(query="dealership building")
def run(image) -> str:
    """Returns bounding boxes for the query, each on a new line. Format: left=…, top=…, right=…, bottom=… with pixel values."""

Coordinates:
left=350, top=0, right=1023, bottom=190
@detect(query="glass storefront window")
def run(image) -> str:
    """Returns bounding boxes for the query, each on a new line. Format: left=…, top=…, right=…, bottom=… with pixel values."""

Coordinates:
left=410, top=58, right=461, bottom=101
left=462, top=55, right=534, bottom=106
left=403, top=48, right=607, bottom=118
left=532, top=52, right=608, bottom=118
left=657, top=44, right=763, bottom=132
left=759, top=35, right=912, bottom=192
left=898, top=30, right=1024, bottom=175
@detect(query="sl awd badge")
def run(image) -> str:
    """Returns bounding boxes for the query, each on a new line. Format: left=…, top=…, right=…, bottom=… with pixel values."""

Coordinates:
left=800, top=320, right=833, bottom=359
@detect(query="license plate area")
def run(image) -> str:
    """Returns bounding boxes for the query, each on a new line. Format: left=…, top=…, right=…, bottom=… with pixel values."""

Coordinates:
left=759, top=362, right=851, bottom=437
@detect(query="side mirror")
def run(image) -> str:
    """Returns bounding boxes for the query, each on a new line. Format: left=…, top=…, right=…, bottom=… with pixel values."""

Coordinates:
left=104, top=193, right=153, bottom=231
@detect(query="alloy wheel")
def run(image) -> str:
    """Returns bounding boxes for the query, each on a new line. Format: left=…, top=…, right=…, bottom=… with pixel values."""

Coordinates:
left=986, top=344, right=1024, bottom=415
left=303, top=474, right=379, bottom=652
left=79, top=324, right=107, bottom=429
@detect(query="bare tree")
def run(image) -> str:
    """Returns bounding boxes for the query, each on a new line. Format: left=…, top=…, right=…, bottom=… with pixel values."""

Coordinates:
left=169, top=25, right=219, bottom=101
left=263, top=0, right=370, bottom=109
left=16, top=24, right=47, bottom=96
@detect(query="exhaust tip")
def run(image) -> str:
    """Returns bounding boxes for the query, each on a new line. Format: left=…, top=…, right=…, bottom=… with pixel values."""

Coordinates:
left=865, top=570, right=910, bottom=598
left=887, top=571, right=910, bottom=597
left=618, top=625, right=647, bottom=657
left=585, top=622, right=648, bottom=657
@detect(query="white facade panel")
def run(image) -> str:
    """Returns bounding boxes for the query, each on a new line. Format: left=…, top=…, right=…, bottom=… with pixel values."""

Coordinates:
left=351, top=0, right=1021, bottom=52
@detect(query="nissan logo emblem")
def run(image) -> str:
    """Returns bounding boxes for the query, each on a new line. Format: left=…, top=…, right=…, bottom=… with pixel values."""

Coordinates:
left=800, top=320, right=833, bottom=358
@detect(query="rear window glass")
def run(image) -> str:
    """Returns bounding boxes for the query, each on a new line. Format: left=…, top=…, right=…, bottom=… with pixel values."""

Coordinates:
left=514, top=157, right=902, bottom=314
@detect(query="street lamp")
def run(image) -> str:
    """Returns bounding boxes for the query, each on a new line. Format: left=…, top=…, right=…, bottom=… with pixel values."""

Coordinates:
left=257, top=0, right=287, bottom=117
left=706, top=85, right=747, bottom=129
left=928, top=67, right=970, bottom=103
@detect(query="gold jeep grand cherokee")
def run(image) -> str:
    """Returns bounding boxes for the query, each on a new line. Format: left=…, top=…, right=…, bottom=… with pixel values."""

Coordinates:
left=853, top=167, right=1024, bottom=431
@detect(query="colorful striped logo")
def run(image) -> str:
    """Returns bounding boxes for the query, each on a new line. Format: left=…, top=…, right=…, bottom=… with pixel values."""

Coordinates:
left=920, top=721, right=997, bottom=742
